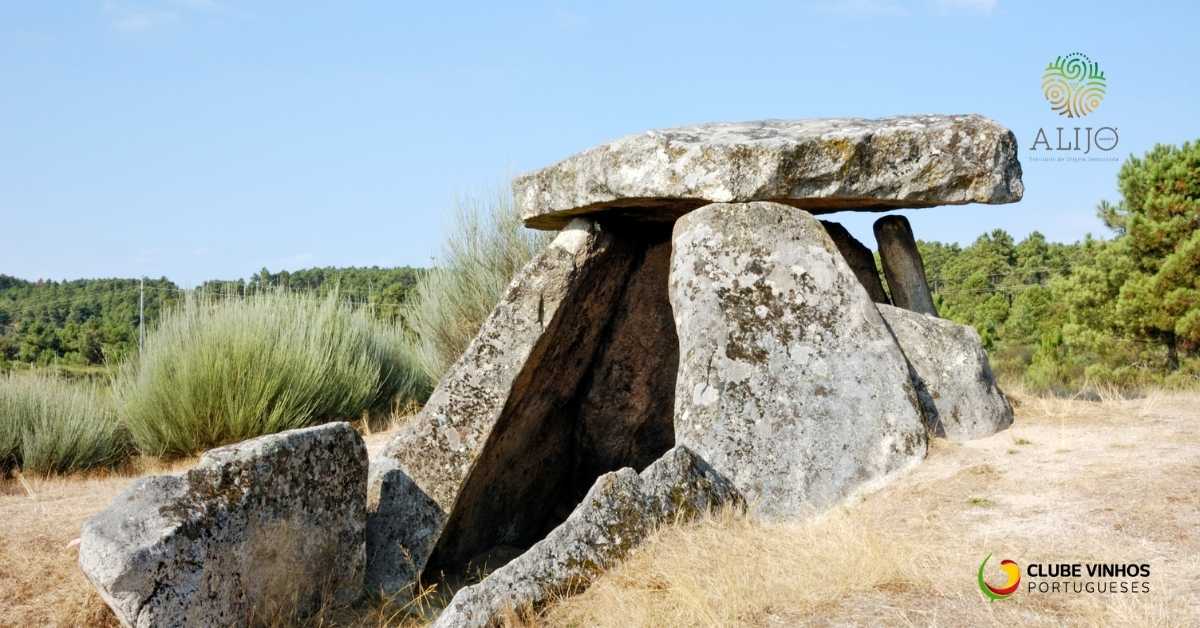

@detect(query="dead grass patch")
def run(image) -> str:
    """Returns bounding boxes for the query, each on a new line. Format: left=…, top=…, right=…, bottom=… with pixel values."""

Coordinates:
left=2, top=392, right=1198, bottom=627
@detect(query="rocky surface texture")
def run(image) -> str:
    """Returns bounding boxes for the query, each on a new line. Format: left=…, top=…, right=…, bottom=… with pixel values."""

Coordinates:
left=875, top=215, right=939, bottom=316
left=79, top=115, right=1024, bottom=626
left=367, top=220, right=679, bottom=595
left=670, top=202, right=928, bottom=518
left=79, top=423, right=367, bottom=628
left=515, top=115, right=1023, bottom=229
left=431, top=447, right=742, bottom=628
left=821, top=219, right=890, bottom=304
left=879, top=304, right=1014, bottom=440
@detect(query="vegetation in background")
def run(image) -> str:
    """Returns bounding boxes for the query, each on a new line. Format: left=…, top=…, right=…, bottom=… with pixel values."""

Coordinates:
left=923, top=140, right=1200, bottom=392
left=0, top=276, right=178, bottom=369
left=0, top=267, right=423, bottom=370
left=402, top=193, right=551, bottom=382
left=197, top=265, right=425, bottom=323
left=0, top=372, right=128, bottom=476
left=114, top=291, right=426, bottom=457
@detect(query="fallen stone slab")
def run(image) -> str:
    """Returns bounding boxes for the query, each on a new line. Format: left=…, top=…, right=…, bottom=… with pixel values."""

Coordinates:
left=671, top=201, right=927, bottom=518
left=515, top=115, right=1024, bottom=229
left=79, top=423, right=367, bottom=628
left=431, top=446, right=741, bottom=628
left=366, top=219, right=677, bottom=595
left=878, top=304, right=1014, bottom=440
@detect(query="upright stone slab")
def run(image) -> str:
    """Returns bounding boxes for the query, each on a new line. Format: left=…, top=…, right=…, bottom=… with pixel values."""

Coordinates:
left=79, top=423, right=367, bottom=628
left=366, top=219, right=643, bottom=594
left=515, top=115, right=1024, bottom=229
left=670, top=202, right=927, bottom=518
left=820, top=220, right=890, bottom=304
left=574, top=231, right=678, bottom=490
left=874, top=215, right=939, bottom=316
left=878, top=304, right=1014, bottom=440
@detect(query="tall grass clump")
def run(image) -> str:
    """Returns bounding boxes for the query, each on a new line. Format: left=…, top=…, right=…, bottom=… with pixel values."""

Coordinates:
left=115, top=290, right=427, bottom=457
left=403, top=193, right=550, bottom=382
left=0, top=372, right=128, bottom=475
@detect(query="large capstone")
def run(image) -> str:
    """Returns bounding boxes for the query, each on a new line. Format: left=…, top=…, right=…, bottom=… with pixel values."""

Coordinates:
left=431, top=446, right=742, bottom=628
left=670, top=201, right=928, bottom=518
left=367, top=219, right=677, bottom=594
left=515, top=115, right=1023, bottom=229
left=78, top=423, right=367, bottom=628
left=878, top=304, right=1014, bottom=440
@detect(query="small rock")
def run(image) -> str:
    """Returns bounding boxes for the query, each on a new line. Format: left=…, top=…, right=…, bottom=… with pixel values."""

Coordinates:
left=79, top=423, right=367, bottom=628
left=878, top=304, right=1014, bottom=440
left=432, top=446, right=741, bottom=628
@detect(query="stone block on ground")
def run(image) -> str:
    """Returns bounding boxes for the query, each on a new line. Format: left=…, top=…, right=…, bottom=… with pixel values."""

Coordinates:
left=79, top=423, right=367, bottom=628
left=431, top=446, right=741, bottom=628
left=878, top=304, right=1014, bottom=440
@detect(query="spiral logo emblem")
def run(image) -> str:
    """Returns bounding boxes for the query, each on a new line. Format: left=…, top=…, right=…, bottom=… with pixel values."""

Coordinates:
left=977, top=554, right=1021, bottom=601
left=1041, top=52, right=1106, bottom=118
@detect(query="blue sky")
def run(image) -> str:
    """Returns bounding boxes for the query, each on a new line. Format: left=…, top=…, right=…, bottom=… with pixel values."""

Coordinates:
left=3, top=1, right=1199, bottom=286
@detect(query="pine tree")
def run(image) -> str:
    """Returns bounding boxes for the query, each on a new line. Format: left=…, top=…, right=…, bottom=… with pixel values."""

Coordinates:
left=1103, top=141, right=1200, bottom=369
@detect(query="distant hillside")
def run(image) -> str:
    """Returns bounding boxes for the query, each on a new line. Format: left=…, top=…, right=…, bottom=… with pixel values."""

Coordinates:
left=0, top=266, right=424, bottom=368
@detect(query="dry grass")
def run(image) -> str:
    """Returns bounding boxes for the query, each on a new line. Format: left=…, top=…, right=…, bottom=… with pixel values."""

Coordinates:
left=2, top=392, right=1198, bottom=627
left=0, top=458, right=193, bottom=628
left=538, top=389, right=1200, bottom=627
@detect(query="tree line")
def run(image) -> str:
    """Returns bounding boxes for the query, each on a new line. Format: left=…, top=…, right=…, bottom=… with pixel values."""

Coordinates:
left=3, top=140, right=1197, bottom=390
left=0, top=267, right=423, bottom=369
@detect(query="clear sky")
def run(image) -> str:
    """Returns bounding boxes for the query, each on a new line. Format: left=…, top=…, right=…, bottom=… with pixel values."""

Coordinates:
left=3, top=1, right=1199, bottom=286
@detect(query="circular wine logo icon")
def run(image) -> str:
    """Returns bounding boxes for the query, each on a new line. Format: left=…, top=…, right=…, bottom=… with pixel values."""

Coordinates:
left=1041, top=52, right=1106, bottom=118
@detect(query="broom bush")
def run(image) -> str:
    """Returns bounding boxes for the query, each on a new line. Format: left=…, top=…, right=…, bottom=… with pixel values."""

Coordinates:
left=114, top=291, right=426, bottom=457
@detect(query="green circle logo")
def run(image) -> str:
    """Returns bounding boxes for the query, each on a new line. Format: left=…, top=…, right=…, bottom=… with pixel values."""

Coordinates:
left=1041, top=52, right=1106, bottom=118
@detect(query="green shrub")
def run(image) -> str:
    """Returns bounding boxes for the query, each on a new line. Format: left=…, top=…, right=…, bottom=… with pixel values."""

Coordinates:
left=0, top=372, right=129, bottom=475
left=115, top=291, right=427, bottom=457
left=403, top=193, right=550, bottom=382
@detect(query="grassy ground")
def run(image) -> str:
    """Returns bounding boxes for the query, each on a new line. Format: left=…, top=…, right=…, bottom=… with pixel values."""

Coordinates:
left=2, top=391, right=1197, bottom=627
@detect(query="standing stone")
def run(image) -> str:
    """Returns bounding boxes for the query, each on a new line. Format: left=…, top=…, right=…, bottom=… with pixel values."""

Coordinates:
left=874, top=215, right=938, bottom=316
left=366, top=219, right=642, bottom=594
left=670, top=202, right=927, bottom=518
left=79, top=423, right=367, bottom=628
left=431, top=446, right=742, bottom=628
left=820, top=220, right=890, bottom=304
left=573, top=230, right=678, bottom=492
left=514, top=115, right=1024, bottom=229
left=878, top=305, right=1014, bottom=440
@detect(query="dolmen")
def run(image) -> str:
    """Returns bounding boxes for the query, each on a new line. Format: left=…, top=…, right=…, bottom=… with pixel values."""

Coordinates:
left=80, top=114, right=1022, bottom=627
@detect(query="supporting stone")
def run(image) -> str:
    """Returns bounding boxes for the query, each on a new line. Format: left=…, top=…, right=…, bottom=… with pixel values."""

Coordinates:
left=366, top=219, right=679, bottom=595
left=79, top=423, right=367, bottom=628
left=878, top=304, right=1014, bottom=440
left=874, top=215, right=938, bottom=316
left=820, top=220, right=890, bottom=304
left=670, top=201, right=927, bottom=518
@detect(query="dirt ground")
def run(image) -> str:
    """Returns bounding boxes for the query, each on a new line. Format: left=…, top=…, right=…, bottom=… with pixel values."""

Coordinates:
left=543, top=390, right=1200, bottom=627
left=2, top=392, right=1198, bottom=627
